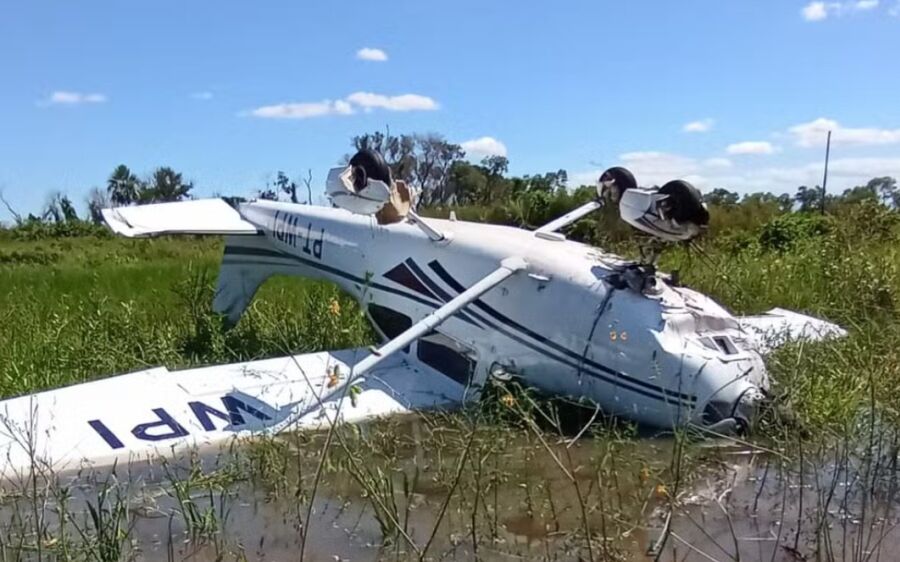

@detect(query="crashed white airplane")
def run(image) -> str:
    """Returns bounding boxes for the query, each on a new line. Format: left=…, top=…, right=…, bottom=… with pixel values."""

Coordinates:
left=0, top=150, right=844, bottom=476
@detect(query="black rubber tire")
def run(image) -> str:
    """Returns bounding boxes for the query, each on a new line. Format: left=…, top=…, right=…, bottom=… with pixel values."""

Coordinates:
left=600, top=166, right=637, bottom=205
left=599, top=166, right=637, bottom=190
left=349, top=149, right=392, bottom=191
left=659, top=180, right=710, bottom=226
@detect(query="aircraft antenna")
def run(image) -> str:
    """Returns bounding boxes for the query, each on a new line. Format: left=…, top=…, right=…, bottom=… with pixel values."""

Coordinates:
left=821, top=130, right=832, bottom=215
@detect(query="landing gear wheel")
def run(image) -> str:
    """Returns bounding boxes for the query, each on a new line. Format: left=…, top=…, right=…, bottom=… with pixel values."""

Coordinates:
left=659, top=179, right=709, bottom=226
left=349, top=149, right=392, bottom=192
left=599, top=166, right=637, bottom=202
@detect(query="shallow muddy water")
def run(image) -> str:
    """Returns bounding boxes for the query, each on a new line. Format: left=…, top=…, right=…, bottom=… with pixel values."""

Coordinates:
left=2, top=415, right=899, bottom=561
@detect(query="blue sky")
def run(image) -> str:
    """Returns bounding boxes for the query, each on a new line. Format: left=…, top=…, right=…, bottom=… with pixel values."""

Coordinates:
left=2, top=0, right=900, bottom=220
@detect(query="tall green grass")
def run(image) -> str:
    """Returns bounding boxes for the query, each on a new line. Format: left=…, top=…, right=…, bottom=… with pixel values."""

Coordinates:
left=0, top=236, right=372, bottom=398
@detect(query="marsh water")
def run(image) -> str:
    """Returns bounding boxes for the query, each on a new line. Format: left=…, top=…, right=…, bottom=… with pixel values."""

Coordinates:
left=2, top=415, right=899, bottom=561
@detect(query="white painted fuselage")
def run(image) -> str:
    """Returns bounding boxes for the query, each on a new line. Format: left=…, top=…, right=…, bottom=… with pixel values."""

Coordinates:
left=218, top=200, right=768, bottom=430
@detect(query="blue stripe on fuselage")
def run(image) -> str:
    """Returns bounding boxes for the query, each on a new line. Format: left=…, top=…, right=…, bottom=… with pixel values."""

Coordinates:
left=424, top=260, right=697, bottom=407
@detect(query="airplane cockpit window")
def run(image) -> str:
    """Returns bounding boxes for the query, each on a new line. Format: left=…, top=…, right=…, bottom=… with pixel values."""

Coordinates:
left=698, top=335, right=741, bottom=356
left=367, top=304, right=412, bottom=340
left=416, top=333, right=475, bottom=385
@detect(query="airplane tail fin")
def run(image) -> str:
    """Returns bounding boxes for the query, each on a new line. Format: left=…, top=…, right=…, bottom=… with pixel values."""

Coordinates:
left=213, top=235, right=299, bottom=326
left=102, top=199, right=259, bottom=237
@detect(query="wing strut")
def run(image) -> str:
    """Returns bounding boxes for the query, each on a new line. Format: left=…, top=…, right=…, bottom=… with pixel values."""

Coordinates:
left=534, top=200, right=603, bottom=240
left=310, top=257, right=527, bottom=411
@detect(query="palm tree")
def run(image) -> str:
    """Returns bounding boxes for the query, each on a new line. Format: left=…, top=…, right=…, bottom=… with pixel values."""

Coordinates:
left=107, top=165, right=140, bottom=206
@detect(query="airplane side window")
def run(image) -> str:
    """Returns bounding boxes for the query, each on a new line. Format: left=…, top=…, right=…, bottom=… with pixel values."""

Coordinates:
left=417, top=335, right=475, bottom=385
left=367, top=304, right=412, bottom=340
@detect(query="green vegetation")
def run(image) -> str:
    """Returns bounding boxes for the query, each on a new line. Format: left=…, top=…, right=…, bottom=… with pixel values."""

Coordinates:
left=0, top=235, right=372, bottom=398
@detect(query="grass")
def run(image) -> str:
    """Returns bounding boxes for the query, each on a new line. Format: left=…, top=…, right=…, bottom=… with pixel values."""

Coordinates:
left=0, top=236, right=373, bottom=398
left=3, top=203, right=900, bottom=559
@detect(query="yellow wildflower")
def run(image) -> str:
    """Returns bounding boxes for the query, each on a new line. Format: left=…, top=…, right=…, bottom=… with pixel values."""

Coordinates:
left=328, top=299, right=341, bottom=316
left=654, top=483, right=669, bottom=499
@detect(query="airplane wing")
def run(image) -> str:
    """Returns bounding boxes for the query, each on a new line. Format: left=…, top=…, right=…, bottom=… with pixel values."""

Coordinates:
left=737, top=307, right=847, bottom=354
left=101, top=199, right=259, bottom=237
left=0, top=349, right=467, bottom=479
left=0, top=257, right=528, bottom=479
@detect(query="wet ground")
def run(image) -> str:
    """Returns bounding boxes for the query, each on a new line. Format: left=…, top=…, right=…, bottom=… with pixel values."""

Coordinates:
left=2, top=415, right=899, bottom=561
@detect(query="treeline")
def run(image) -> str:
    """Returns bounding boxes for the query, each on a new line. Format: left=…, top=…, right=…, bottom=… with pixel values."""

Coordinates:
left=0, top=164, right=195, bottom=239
left=2, top=129, right=898, bottom=245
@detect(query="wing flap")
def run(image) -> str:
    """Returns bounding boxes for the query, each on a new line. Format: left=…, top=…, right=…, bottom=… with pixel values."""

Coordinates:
left=0, top=349, right=465, bottom=479
left=101, top=199, right=259, bottom=237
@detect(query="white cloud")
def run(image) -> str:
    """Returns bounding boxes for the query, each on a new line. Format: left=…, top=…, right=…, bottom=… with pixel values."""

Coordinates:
left=191, top=91, right=213, bottom=101
left=825, top=156, right=900, bottom=176
left=333, top=99, right=354, bottom=114
left=344, top=92, right=438, bottom=112
left=570, top=151, right=713, bottom=188
left=683, top=118, right=714, bottom=133
left=461, top=137, right=508, bottom=159
left=703, top=157, right=733, bottom=168
left=356, top=47, right=388, bottom=62
left=803, top=2, right=830, bottom=20
left=789, top=117, right=900, bottom=147
left=802, top=0, right=879, bottom=20
left=572, top=150, right=900, bottom=196
left=726, top=141, right=777, bottom=155
left=42, top=91, right=107, bottom=105
left=618, top=152, right=701, bottom=181
left=248, top=91, right=438, bottom=119
left=249, top=99, right=354, bottom=119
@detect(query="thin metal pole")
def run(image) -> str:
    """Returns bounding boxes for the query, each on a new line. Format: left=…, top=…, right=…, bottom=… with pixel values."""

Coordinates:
left=821, top=130, right=832, bottom=214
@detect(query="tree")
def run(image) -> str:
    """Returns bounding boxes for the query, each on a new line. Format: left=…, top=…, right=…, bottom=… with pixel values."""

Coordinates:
left=869, top=176, right=898, bottom=207
left=447, top=161, right=488, bottom=205
left=86, top=187, right=109, bottom=223
left=481, top=155, right=508, bottom=178
left=795, top=185, right=823, bottom=212
left=743, top=191, right=793, bottom=213
left=518, top=170, right=567, bottom=193
left=412, top=134, right=465, bottom=206
left=301, top=169, right=313, bottom=204
left=257, top=187, right=279, bottom=201
left=776, top=193, right=794, bottom=214
left=42, top=192, right=78, bottom=222
left=141, top=167, right=193, bottom=202
left=107, top=165, right=141, bottom=206
left=351, top=131, right=465, bottom=206
left=478, top=156, right=511, bottom=204
left=274, top=171, right=299, bottom=203
left=840, top=182, right=879, bottom=205
left=352, top=130, right=416, bottom=182
left=0, top=191, right=23, bottom=225
left=704, top=188, right=740, bottom=207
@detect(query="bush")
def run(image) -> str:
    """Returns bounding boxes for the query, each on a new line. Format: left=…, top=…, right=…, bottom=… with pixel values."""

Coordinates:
left=758, top=213, right=830, bottom=252
left=0, top=218, right=110, bottom=241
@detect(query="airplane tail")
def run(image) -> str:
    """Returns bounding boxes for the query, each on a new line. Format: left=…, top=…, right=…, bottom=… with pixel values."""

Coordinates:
left=102, top=199, right=332, bottom=326
left=213, top=234, right=290, bottom=325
